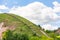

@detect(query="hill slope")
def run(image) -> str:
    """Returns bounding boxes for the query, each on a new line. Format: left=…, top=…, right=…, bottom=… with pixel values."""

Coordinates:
left=0, top=13, right=52, bottom=40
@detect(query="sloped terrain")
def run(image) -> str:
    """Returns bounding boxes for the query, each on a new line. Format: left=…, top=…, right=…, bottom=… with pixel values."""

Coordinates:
left=0, top=13, right=53, bottom=40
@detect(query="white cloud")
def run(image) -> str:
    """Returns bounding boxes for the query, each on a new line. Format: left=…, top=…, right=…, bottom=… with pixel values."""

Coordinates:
left=53, top=1, right=60, bottom=7
left=0, top=5, right=8, bottom=9
left=8, top=2, right=60, bottom=30
left=9, top=2, right=60, bottom=23
left=42, top=24, right=58, bottom=30
left=53, top=1, right=60, bottom=13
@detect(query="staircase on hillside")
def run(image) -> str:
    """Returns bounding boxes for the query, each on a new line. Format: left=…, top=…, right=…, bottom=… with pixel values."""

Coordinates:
left=5, top=13, right=50, bottom=38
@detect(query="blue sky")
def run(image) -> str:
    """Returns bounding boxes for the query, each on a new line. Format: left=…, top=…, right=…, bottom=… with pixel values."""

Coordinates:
left=0, top=0, right=60, bottom=30
left=0, top=0, right=60, bottom=7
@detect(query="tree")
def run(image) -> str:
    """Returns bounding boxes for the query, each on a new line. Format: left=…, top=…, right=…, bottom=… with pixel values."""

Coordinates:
left=20, top=34, right=29, bottom=40
left=2, top=30, right=13, bottom=40
left=2, top=30, right=29, bottom=40
left=38, top=25, right=41, bottom=29
left=13, top=33, right=29, bottom=40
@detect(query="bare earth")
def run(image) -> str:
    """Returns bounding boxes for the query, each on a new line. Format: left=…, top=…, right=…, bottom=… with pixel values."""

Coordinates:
left=0, top=22, right=15, bottom=39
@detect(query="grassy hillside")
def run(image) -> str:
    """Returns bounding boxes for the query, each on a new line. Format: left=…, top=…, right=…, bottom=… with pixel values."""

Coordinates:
left=0, top=13, right=53, bottom=40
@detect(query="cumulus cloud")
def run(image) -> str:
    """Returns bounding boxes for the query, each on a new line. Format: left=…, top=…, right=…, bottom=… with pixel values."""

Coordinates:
left=53, top=1, right=60, bottom=13
left=8, top=1, right=60, bottom=30
left=42, top=24, right=58, bottom=30
left=53, top=1, right=60, bottom=7
left=0, top=5, right=8, bottom=9
left=9, top=2, right=60, bottom=23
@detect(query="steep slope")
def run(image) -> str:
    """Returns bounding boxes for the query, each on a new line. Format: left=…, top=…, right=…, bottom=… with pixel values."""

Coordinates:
left=0, top=13, right=52, bottom=40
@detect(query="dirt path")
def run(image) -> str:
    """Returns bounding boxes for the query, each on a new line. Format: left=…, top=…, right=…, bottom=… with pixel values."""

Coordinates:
left=40, top=30, right=50, bottom=38
left=0, top=22, right=8, bottom=39
left=0, top=22, right=15, bottom=40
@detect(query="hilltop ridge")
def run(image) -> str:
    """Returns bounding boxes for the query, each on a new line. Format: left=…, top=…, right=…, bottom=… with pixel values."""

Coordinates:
left=0, top=13, right=52, bottom=40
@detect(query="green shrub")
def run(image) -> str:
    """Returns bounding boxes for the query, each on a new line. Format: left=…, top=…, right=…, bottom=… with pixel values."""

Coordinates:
left=2, top=30, right=29, bottom=40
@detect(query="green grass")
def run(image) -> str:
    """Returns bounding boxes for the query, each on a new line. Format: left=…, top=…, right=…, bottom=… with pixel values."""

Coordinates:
left=0, top=13, right=53, bottom=40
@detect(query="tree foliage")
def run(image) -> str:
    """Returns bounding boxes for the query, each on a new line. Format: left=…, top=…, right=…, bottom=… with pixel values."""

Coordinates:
left=2, top=30, right=29, bottom=40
